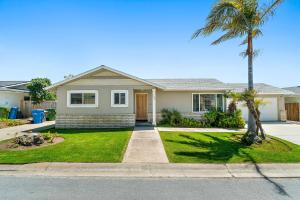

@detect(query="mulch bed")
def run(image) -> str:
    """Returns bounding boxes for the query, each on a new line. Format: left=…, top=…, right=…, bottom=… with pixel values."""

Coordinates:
left=0, top=137, right=64, bottom=151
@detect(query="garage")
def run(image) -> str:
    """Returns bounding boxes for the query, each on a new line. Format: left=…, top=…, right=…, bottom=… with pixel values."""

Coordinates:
left=234, top=97, right=279, bottom=121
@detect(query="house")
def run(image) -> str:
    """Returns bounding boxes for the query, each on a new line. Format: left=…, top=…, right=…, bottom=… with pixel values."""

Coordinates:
left=0, top=81, right=30, bottom=109
left=282, top=86, right=300, bottom=121
left=47, top=65, right=293, bottom=128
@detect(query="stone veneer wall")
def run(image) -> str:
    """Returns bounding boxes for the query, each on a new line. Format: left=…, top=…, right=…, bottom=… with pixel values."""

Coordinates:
left=55, top=114, right=136, bottom=128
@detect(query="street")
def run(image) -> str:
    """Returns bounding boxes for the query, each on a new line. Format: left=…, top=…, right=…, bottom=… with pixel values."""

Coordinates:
left=0, top=176, right=299, bottom=200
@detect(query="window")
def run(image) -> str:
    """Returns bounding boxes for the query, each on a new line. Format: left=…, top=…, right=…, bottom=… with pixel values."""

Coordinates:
left=192, top=94, right=224, bottom=112
left=67, top=90, right=98, bottom=107
left=111, top=90, right=128, bottom=107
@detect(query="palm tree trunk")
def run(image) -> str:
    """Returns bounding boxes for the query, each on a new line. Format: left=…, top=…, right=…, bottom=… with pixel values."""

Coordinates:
left=242, top=30, right=260, bottom=145
left=247, top=31, right=257, bottom=133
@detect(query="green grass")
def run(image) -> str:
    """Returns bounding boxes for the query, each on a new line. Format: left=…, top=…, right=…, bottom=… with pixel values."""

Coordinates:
left=160, top=131, right=300, bottom=163
left=0, top=128, right=132, bottom=164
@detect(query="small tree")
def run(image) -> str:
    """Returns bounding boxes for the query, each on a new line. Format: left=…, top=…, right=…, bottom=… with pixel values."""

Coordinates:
left=27, top=78, right=55, bottom=104
left=227, top=90, right=267, bottom=145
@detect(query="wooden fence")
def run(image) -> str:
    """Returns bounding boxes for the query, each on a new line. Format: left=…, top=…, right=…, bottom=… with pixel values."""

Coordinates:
left=21, top=100, right=57, bottom=117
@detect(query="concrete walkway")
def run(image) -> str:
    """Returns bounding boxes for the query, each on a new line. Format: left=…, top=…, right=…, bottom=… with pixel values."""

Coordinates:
left=0, top=121, right=55, bottom=141
left=123, top=126, right=169, bottom=163
left=157, top=127, right=243, bottom=132
left=0, top=162, right=300, bottom=178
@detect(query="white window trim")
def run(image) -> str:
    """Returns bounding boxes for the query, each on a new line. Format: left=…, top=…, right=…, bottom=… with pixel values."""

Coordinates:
left=67, top=90, right=99, bottom=108
left=111, top=90, right=129, bottom=107
left=192, top=93, right=224, bottom=113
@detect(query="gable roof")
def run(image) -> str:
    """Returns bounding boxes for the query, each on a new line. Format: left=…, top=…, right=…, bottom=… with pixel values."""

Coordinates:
left=46, top=65, right=165, bottom=90
left=147, top=79, right=231, bottom=91
left=282, top=86, right=300, bottom=96
left=227, top=83, right=294, bottom=95
left=46, top=65, right=292, bottom=95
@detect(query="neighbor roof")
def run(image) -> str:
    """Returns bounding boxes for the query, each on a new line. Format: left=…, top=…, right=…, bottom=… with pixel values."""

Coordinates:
left=282, top=86, right=300, bottom=96
left=227, top=83, right=294, bottom=95
left=147, top=79, right=231, bottom=91
left=0, top=81, right=29, bottom=88
left=0, top=81, right=30, bottom=93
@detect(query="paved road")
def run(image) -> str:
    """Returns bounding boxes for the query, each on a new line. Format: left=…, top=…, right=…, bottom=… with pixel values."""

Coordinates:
left=0, top=176, right=299, bottom=200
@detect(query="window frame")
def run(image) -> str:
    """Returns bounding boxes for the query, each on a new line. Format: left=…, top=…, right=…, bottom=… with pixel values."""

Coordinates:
left=67, top=90, right=99, bottom=108
left=192, top=93, right=224, bottom=113
left=111, top=90, right=129, bottom=107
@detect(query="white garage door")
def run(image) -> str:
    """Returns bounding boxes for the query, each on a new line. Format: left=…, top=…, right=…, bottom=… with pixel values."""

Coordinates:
left=230, top=97, right=278, bottom=121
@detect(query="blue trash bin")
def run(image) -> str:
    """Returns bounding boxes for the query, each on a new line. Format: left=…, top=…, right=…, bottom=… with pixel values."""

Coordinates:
left=32, top=109, right=45, bottom=124
left=8, top=107, right=18, bottom=119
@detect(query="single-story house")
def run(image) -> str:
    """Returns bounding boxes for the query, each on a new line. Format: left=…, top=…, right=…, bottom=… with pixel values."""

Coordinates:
left=0, top=81, right=30, bottom=109
left=282, top=86, right=300, bottom=121
left=47, top=65, right=293, bottom=128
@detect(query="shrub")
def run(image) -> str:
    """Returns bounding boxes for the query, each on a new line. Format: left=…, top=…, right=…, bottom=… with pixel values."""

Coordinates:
left=180, top=117, right=207, bottom=128
left=0, top=107, right=9, bottom=119
left=160, top=109, right=182, bottom=126
left=43, top=132, right=57, bottom=143
left=46, top=109, right=56, bottom=121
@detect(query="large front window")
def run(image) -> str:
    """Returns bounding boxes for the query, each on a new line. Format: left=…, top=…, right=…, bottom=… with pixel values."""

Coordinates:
left=111, top=90, right=128, bottom=107
left=67, top=90, right=98, bottom=107
left=192, top=94, right=224, bottom=112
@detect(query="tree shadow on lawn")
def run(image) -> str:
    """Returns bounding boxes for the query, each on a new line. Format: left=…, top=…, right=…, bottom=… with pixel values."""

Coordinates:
left=167, top=133, right=248, bottom=162
left=166, top=133, right=290, bottom=197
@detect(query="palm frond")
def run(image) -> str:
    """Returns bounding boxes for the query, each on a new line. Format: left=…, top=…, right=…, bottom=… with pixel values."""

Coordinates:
left=211, top=30, right=239, bottom=45
left=260, top=0, right=284, bottom=21
left=240, top=49, right=260, bottom=58
left=240, top=29, right=262, bottom=45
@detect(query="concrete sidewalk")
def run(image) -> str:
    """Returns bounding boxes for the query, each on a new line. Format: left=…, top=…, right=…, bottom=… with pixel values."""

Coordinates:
left=0, top=121, right=55, bottom=141
left=123, top=126, right=169, bottom=163
left=0, top=163, right=300, bottom=178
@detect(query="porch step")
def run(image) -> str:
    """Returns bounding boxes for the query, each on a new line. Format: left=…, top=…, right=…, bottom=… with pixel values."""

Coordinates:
left=135, top=122, right=153, bottom=127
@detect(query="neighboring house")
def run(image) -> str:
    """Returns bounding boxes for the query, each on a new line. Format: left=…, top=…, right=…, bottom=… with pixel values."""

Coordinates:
left=0, top=81, right=30, bottom=109
left=282, top=86, right=300, bottom=121
left=47, top=65, right=293, bottom=128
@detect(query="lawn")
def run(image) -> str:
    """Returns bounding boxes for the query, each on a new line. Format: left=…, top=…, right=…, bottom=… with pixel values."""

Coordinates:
left=160, top=131, right=300, bottom=163
left=0, top=128, right=132, bottom=164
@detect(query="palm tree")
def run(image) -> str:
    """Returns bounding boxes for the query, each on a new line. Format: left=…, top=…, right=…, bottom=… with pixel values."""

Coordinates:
left=192, top=0, right=283, bottom=144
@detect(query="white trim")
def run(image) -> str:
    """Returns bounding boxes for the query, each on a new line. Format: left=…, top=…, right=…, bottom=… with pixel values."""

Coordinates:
left=46, top=65, right=165, bottom=90
left=67, top=90, right=98, bottom=108
left=111, top=90, right=128, bottom=107
left=152, top=88, right=157, bottom=125
left=135, top=93, right=149, bottom=121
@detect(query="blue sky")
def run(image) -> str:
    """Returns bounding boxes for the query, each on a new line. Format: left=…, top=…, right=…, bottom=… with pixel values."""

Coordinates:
left=0, top=0, right=299, bottom=87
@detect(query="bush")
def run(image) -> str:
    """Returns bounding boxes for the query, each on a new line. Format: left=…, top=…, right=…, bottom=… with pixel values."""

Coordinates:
left=0, top=107, right=9, bottom=119
left=46, top=109, right=56, bottom=121
left=159, top=108, right=245, bottom=129
left=43, top=132, right=57, bottom=143
left=160, top=109, right=182, bottom=126
left=203, top=109, right=245, bottom=129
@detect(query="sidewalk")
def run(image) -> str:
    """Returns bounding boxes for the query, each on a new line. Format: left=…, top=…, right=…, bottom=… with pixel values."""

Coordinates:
left=0, top=121, right=55, bottom=141
left=0, top=163, right=300, bottom=178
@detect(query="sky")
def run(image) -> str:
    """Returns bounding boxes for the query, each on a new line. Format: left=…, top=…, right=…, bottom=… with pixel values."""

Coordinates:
left=0, top=0, right=299, bottom=88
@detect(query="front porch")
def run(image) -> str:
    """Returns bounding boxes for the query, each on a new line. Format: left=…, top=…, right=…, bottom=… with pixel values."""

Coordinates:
left=134, top=88, right=157, bottom=126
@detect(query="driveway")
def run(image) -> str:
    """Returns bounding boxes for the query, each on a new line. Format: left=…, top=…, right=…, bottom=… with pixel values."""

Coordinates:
left=263, top=122, right=300, bottom=145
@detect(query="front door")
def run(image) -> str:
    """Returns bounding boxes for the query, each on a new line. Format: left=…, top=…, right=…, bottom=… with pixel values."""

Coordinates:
left=286, top=103, right=300, bottom=121
left=136, top=93, right=148, bottom=121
